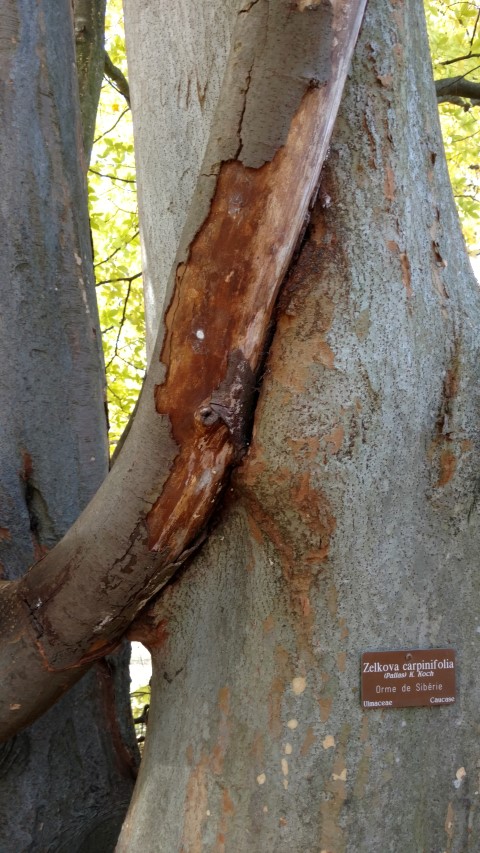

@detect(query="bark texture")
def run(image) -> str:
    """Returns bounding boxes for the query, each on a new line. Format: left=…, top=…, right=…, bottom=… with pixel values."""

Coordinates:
left=123, top=0, right=239, bottom=357
left=73, top=0, right=107, bottom=165
left=0, top=2, right=135, bottom=848
left=0, top=0, right=365, bottom=741
left=120, top=1, right=480, bottom=851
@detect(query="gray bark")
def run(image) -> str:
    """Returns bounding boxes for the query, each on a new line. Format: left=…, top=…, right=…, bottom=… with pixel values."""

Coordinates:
left=74, top=0, right=107, bottom=165
left=0, top=1, right=135, bottom=848
left=0, top=0, right=365, bottom=742
left=119, top=1, right=480, bottom=851
left=123, top=0, right=239, bottom=358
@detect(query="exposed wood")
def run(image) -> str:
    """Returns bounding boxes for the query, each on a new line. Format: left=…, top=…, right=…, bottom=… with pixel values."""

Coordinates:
left=0, top=0, right=367, bottom=742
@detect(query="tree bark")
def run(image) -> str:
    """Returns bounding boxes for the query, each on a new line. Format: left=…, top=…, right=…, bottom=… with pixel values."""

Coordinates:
left=123, top=0, right=237, bottom=359
left=119, top=1, right=480, bottom=850
left=0, top=0, right=365, bottom=741
left=73, top=0, right=107, bottom=165
left=0, top=2, right=135, bottom=848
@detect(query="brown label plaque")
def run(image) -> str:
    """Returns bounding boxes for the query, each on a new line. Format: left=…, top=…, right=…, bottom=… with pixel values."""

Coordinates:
left=361, top=648, right=456, bottom=710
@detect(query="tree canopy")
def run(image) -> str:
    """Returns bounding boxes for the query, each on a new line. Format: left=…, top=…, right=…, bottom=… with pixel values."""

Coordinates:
left=426, top=0, right=480, bottom=254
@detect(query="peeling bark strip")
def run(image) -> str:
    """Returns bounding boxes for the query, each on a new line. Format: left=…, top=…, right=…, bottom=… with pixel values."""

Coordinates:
left=0, top=0, right=367, bottom=742
left=148, top=0, right=368, bottom=550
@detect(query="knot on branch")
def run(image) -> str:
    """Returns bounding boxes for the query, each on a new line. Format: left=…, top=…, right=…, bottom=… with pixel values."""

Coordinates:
left=197, top=406, right=220, bottom=427
left=195, top=349, right=256, bottom=456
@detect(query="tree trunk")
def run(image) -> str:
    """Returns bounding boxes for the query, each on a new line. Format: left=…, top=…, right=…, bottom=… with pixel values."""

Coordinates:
left=119, top=1, right=480, bottom=850
left=0, top=0, right=365, bottom=740
left=0, top=2, right=135, bottom=848
left=123, top=0, right=239, bottom=358
left=73, top=0, right=107, bottom=166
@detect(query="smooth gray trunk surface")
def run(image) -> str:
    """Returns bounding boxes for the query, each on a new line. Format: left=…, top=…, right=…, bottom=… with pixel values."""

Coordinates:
left=0, top=2, right=135, bottom=849
left=120, top=1, right=480, bottom=850
left=124, top=0, right=239, bottom=358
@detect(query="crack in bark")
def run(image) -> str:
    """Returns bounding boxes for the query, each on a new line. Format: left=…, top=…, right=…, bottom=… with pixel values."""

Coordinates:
left=108, top=520, right=146, bottom=576
left=20, top=452, right=55, bottom=556
left=20, top=592, right=45, bottom=643
left=164, top=529, right=208, bottom=571
left=234, top=59, right=255, bottom=160
left=238, top=0, right=262, bottom=14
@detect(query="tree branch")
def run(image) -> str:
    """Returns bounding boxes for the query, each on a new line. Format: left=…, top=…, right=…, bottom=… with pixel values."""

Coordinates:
left=74, top=0, right=107, bottom=165
left=435, top=75, right=480, bottom=108
left=93, top=107, right=130, bottom=144
left=104, top=51, right=131, bottom=107
left=96, top=271, right=142, bottom=287
left=0, top=0, right=368, bottom=743
left=89, top=167, right=136, bottom=183
left=470, top=10, right=480, bottom=49
left=105, top=275, right=138, bottom=371
left=439, top=52, right=480, bottom=67
left=94, top=230, right=139, bottom=268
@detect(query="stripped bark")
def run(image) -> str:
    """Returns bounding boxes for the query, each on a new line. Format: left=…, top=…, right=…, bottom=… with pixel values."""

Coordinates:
left=0, top=0, right=367, bottom=742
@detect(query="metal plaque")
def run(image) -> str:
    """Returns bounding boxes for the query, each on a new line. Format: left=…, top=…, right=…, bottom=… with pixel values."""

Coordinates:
left=361, top=648, right=456, bottom=710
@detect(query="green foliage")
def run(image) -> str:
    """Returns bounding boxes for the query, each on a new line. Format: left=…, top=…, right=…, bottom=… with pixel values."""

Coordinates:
left=130, top=684, right=151, bottom=751
left=89, top=0, right=144, bottom=450
left=425, top=1, right=480, bottom=253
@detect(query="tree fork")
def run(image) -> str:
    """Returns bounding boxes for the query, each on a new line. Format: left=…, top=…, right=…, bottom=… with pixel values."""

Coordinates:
left=0, top=0, right=367, bottom=742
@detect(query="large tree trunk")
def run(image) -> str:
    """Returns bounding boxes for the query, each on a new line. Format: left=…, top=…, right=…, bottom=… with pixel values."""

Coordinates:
left=0, top=2, right=135, bottom=849
left=0, top=0, right=365, bottom=739
left=119, top=1, right=480, bottom=850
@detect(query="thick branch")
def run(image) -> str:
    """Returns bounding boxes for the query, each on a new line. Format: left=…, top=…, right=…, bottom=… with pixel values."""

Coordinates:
left=104, top=51, right=131, bottom=107
left=435, top=75, right=480, bottom=107
left=0, top=0, right=367, bottom=743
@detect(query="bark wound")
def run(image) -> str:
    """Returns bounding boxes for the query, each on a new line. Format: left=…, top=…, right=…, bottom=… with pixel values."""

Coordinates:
left=429, top=340, right=461, bottom=489
left=147, top=95, right=330, bottom=556
left=202, top=349, right=255, bottom=456
left=0, top=1, right=368, bottom=741
left=146, top=60, right=365, bottom=558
